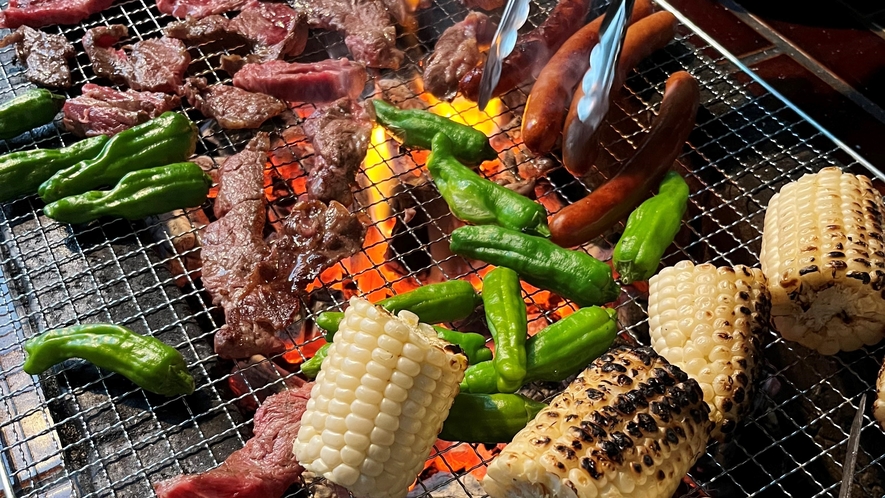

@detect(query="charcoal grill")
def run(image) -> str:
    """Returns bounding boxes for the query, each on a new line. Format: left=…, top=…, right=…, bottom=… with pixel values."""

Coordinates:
left=1, top=0, right=884, bottom=496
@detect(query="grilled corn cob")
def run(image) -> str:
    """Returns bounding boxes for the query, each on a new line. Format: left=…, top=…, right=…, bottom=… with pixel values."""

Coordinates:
left=482, top=346, right=712, bottom=498
left=648, top=261, right=769, bottom=441
left=761, top=167, right=885, bottom=354
left=293, top=297, right=467, bottom=498
left=875, top=361, right=885, bottom=429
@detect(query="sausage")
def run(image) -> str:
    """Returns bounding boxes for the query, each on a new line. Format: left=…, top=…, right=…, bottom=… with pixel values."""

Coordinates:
left=521, top=0, right=653, bottom=155
left=549, top=71, right=699, bottom=248
left=561, top=11, right=679, bottom=176
left=458, top=0, right=592, bottom=102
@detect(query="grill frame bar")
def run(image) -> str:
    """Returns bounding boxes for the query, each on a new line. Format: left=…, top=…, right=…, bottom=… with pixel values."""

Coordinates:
left=0, top=0, right=882, bottom=497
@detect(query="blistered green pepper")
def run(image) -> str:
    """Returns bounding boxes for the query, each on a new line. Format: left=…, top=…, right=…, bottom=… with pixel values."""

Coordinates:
left=439, top=393, right=547, bottom=443
left=449, top=225, right=620, bottom=307
left=432, top=325, right=492, bottom=365
left=43, top=162, right=212, bottom=224
left=613, top=171, right=690, bottom=284
left=0, top=89, right=65, bottom=140
left=461, top=306, right=618, bottom=393
left=0, top=135, right=109, bottom=202
left=482, top=267, right=527, bottom=393
left=372, top=99, right=497, bottom=165
left=39, top=112, right=198, bottom=202
left=428, top=134, right=550, bottom=237
left=301, top=343, right=329, bottom=379
left=316, top=281, right=480, bottom=339
left=23, top=323, right=194, bottom=396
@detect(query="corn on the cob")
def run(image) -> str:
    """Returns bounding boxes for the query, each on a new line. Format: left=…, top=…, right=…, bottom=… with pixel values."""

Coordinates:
left=293, top=297, right=467, bottom=498
left=760, top=167, right=885, bottom=355
left=482, top=346, right=712, bottom=498
left=648, top=261, right=769, bottom=441
left=875, top=361, right=885, bottom=429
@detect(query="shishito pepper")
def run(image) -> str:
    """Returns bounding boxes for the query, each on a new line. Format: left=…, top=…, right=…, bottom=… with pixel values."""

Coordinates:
left=438, top=393, right=547, bottom=443
left=0, top=89, right=65, bottom=140
left=39, top=112, right=198, bottom=202
left=43, top=162, right=212, bottom=224
left=613, top=171, right=690, bottom=284
left=23, top=323, right=195, bottom=396
left=315, top=280, right=480, bottom=338
left=482, top=267, right=528, bottom=393
left=372, top=99, right=497, bottom=165
left=449, top=225, right=620, bottom=307
left=0, top=135, right=109, bottom=202
left=461, top=306, right=618, bottom=393
left=428, top=134, right=550, bottom=237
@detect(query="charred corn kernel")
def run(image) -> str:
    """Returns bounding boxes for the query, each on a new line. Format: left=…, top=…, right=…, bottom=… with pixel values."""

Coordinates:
left=761, top=167, right=885, bottom=355
left=294, top=297, right=467, bottom=498
left=875, top=361, right=885, bottom=429
left=482, top=346, right=712, bottom=498
left=648, top=261, right=770, bottom=441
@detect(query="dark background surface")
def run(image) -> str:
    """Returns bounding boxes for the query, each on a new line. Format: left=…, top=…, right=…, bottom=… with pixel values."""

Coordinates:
left=669, top=0, right=885, bottom=170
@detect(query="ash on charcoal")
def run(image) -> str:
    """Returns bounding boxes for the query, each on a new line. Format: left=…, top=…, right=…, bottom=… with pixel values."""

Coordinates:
left=407, top=472, right=485, bottom=498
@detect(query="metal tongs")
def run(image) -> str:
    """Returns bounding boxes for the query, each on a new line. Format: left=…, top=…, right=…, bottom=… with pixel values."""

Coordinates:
left=839, top=392, right=866, bottom=498
left=575, top=0, right=634, bottom=131
left=476, top=0, right=530, bottom=110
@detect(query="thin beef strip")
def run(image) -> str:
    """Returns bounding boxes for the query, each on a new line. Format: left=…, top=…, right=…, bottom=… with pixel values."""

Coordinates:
left=63, top=83, right=181, bottom=137
left=0, top=0, right=116, bottom=29
left=83, top=25, right=191, bottom=93
left=163, top=15, right=240, bottom=45
left=302, top=98, right=373, bottom=205
left=156, top=0, right=245, bottom=19
left=201, top=134, right=366, bottom=359
left=182, top=77, right=286, bottom=130
left=290, top=0, right=403, bottom=69
left=460, top=0, right=503, bottom=10
left=153, top=382, right=313, bottom=498
left=422, top=11, right=493, bottom=101
left=232, top=58, right=367, bottom=103
left=0, top=26, right=74, bottom=88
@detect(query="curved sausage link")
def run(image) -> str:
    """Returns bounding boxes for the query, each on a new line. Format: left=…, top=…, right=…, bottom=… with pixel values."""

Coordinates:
left=561, top=11, right=679, bottom=177
left=521, top=0, right=653, bottom=155
left=549, top=70, right=700, bottom=248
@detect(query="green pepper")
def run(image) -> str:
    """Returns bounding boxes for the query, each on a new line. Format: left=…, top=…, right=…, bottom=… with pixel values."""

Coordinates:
left=0, top=89, right=65, bottom=140
left=0, top=135, right=109, bottom=202
left=450, top=225, right=620, bottom=307
left=428, top=134, right=550, bottom=237
left=372, top=99, right=497, bottom=165
left=482, top=267, right=527, bottom=393
left=438, top=393, right=546, bottom=443
left=23, top=323, right=195, bottom=396
left=613, top=171, right=690, bottom=284
left=301, top=343, right=329, bottom=379
left=432, top=325, right=492, bottom=365
left=316, top=281, right=480, bottom=339
left=38, top=112, right=198, bottom=202
left=43, top=162, right=212, bottom=224
left=461, top=307, right=618, bottom=393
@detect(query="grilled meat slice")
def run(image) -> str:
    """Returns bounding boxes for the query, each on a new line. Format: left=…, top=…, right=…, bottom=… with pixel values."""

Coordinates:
left=423, top=11, right=493, bottom=101
left=302, top=98, right=373, bottom=205
left=460, top=0, right=503, bottom=9
left=156, top=0, right=245, bottom=19
left=83, top=25, right=191, bottom=93
left=289, top=0, right=403, bottom=69
left=163, top=15, right=241, bottom=45
left=230, top=1, right=308, bottom=60
left=761, top=167, right=885, bottom=354
left=154, top=383, right=313, bottom=498
left=483, top=346, right=712, bottom=498
left=232, top=58, right=367, bottom=103
left=62, top=83, right=181, bottom=137
left=649, top=261, right=770, bottom=441
left=182, top=77, right=286, bottom=130
left=0, top=26, right=74, bottom=88
left=0, top=0, right=115, bottom=29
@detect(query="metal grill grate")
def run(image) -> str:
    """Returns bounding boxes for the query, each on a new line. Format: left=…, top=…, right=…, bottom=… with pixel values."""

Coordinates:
left=0, top=0, right=883, bottom=496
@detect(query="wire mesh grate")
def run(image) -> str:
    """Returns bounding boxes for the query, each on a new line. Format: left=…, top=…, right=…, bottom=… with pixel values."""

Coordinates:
left=0, top=0, right=883, bottom=496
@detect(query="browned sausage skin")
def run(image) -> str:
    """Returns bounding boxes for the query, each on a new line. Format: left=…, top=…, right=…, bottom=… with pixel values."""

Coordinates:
left=561, top=11, right=679, bottom=177
left=549, top=71, right=699, bottom=248
left=521, top=0, right=653, bottom=155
